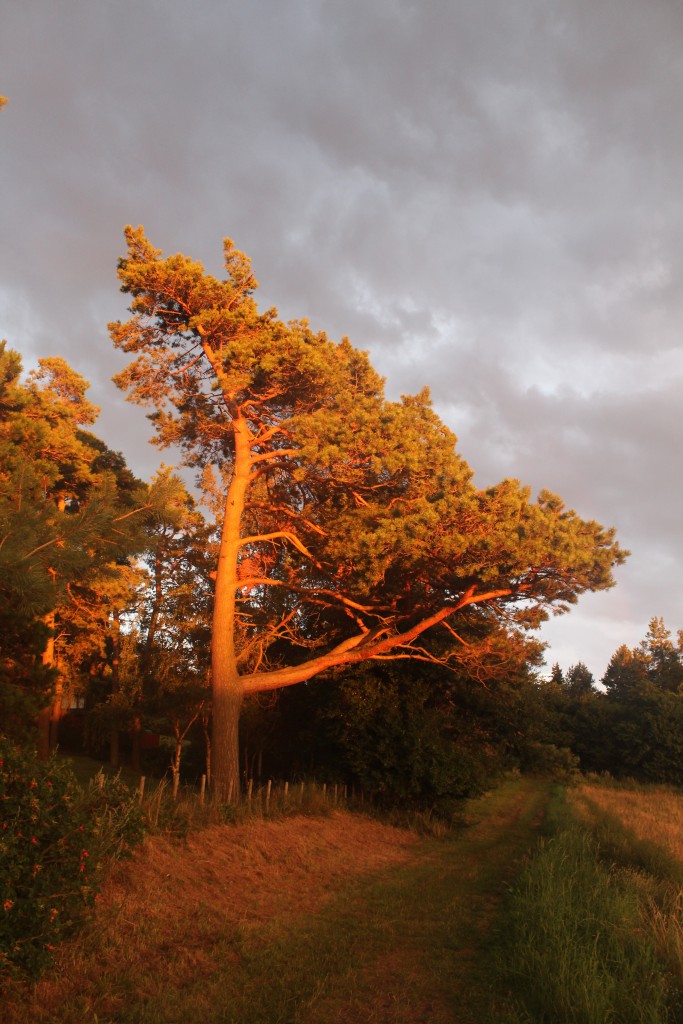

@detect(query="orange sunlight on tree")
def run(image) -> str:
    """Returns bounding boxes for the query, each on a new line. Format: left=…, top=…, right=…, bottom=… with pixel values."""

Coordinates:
left=110, top=227, right=627, bottom=801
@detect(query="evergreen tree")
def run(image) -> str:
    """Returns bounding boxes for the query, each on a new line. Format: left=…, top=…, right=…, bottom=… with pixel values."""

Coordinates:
left=0, top=343, right=163, bottom=753
left=110, top=228, right=627, bottom=800
left=602, top=644, right=650, bottom=700
left=549, top=662, right=565, bottom=687
left=639, top=617, right=683, bottom=693
left=564, top=661, right=595, bottom=698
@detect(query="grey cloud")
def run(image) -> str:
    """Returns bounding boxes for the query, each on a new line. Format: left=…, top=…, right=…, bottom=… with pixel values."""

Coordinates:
left=1, top=0, right=681, bottom=677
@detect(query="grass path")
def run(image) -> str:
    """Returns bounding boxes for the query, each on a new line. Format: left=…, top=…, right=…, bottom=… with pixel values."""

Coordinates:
left=5, top=777, right=551, bottom=1024
left=297, top=776, right=551, bottom=1024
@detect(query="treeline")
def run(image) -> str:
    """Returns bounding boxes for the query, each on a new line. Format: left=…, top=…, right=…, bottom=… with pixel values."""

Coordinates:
left=543, top=617, right=683, bottom=785
left=1, top=335, right=680, bottom=809
left=0, top=341, right=213, bottom=776
left=0, top=338, right=678, bottom=803
left=236, top=614, right=683, bottom=806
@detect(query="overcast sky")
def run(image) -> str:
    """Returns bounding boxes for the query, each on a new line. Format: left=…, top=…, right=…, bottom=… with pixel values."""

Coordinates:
left=2, top=0, right=681, bottom=679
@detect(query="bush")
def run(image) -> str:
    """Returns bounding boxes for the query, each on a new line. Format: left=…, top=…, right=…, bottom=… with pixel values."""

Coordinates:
left=517, top=739, right=580, bottom=780
left=0, top=739, right=145, bottom=979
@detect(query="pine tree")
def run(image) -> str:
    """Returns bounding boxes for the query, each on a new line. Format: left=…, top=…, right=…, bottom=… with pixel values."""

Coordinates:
left=0, top=343, right=166, bottom=753
left=110, top=228, right=627, bottom=800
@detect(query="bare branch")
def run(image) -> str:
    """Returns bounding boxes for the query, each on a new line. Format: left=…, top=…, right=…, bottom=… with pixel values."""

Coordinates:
left=250, top=447, right=299, bottom=466
left=239, top=530, right=314, bottom=560
left=241, top=585, right=517, bottom=693
left=168, top=349, right=205, bottom=376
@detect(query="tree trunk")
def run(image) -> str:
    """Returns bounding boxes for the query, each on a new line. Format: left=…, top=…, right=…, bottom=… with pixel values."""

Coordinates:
left=212, top=683, right=242, bottom=802
left=130, top=717, right=142, bottom=772
left=49, top=677, right=63, bottom=753
left=37, top=614, right=55, bottom=760
left=210, top=415, right=251, bottom=802
left=201, top=709, right=211, bottom=788
left=110, top=608, right=121, bottom=770
left=172, top=731, right=182, bottom=799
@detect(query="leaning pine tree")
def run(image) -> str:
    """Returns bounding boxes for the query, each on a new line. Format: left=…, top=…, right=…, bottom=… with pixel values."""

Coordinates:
left=110, top=227, right=627, bottom=801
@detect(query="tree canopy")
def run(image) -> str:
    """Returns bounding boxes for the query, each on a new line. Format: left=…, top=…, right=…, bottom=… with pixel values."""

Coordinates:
left=0, top=341, right=182, bottom=754
left=109, top=227, right=627, bottom=799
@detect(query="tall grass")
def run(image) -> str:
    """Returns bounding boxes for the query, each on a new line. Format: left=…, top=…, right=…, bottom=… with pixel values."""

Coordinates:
left=574, top=780, right=683, bottom=871
left=489, top=786, right=683, bottom=1024
left=133, top=775, right=456, bottom=838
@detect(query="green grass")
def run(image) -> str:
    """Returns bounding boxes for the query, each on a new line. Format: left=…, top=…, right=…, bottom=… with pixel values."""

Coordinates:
left=487, top=786, right=683, bottom=1024
left=116, top=777, right=550, bottom=1024
left=11, top=764, right=681, bottom=1024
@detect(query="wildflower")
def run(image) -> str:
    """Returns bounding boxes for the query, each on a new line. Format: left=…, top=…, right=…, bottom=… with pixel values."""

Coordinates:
left=3, top=900, right=13, bottom=911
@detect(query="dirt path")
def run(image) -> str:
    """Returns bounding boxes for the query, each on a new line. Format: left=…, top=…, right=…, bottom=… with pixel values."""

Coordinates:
left=298, top=777, right=551, bottom=1024
left=6, top=777, right=551, bottom=1024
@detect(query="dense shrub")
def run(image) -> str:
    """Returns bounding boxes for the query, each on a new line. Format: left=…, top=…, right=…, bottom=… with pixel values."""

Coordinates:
left=331, top=668, right=491, bottom=813
left=0, top=739, right=145, bottom=979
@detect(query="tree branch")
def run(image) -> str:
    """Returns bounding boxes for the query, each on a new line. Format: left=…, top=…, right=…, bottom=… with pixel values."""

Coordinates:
left=239, top=530, right=314, bottom=559
left=241, top=585, right=516, bottom=693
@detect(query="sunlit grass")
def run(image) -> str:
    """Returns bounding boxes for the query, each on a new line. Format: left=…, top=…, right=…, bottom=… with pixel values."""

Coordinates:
left=573, top=779, right=683, bottom=864
left=2, top=777, right=552, bottom=1024
left=488, top=784, right=683, bottom=1024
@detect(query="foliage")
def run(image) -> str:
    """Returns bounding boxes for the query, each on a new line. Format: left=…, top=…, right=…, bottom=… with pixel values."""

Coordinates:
left=122, top=470, right=214, bottom=777
left=109, top=227, right=626, bottom=798
left=0, top=341, right=167, bottom=753
left=602, top=643, right=651, bottom=699
left=602, top=618, right=683, bottom=700
left=237, top=625, right=558, bottom=810
left=0, top=740, right=145, bottom=980
left=564, top=660, right=596, bottom=697
left=327, top=664, right=490, bottom=811
left=542, top=618, right=683, bottom=785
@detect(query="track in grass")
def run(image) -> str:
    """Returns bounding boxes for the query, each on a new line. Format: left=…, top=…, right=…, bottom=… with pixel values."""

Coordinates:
left=4, top=777, right=552, bottom=1024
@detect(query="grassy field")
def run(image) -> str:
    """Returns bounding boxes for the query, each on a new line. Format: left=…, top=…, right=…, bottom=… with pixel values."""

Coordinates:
left=492, top=779, right=683, bottom=1024
left=4, top=776, right=550, bottom=1024
left=4, top=775, right=683, bottom=1024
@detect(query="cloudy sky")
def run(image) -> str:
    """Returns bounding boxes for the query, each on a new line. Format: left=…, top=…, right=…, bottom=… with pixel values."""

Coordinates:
left=2, top=0, right=681, bottom=679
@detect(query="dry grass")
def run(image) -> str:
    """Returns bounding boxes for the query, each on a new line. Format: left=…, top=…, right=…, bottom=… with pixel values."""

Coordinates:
left=568, top=780, right=683, bottom=995
left=4, top=812, right=420, bottom=1024
left=4, top=780, right=553, bottom=1024
left=572, top=782, right=683, bottom=863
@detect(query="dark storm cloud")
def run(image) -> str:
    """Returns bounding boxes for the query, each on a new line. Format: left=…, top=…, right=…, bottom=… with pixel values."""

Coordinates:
left=1, top=0, right=681, bottom=676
